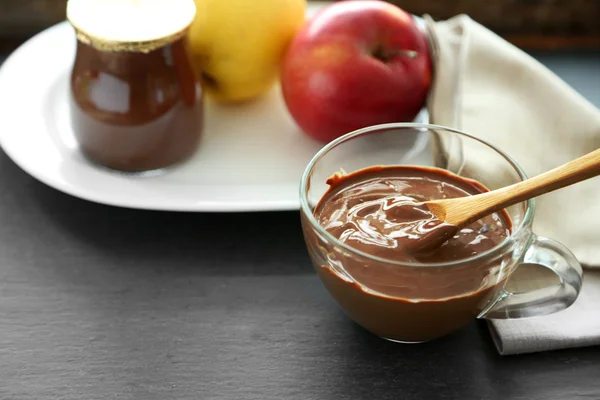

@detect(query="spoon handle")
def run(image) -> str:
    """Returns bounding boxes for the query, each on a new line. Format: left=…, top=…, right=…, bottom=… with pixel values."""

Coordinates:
left=432, top=147, right=600, bottom=227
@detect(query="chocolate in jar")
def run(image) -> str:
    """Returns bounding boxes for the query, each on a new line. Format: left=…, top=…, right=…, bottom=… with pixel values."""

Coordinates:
left=66, top=0, right=203, bottom=173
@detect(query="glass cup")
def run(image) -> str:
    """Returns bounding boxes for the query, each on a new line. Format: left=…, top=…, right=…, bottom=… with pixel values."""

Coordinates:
left=300, top=123, right=583, bottom=343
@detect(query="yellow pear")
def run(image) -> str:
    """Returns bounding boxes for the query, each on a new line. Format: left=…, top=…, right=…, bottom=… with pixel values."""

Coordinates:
left=188, top=0, right=306, bottom=103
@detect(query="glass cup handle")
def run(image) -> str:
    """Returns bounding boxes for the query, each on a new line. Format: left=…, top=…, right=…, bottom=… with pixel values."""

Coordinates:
left=482, top=234, right=583, bottom=319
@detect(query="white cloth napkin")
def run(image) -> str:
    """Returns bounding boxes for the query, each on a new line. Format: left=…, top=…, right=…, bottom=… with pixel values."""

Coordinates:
left=489, top=269, right=600, bottom=355
left=425, top=15, right=600, bottom=355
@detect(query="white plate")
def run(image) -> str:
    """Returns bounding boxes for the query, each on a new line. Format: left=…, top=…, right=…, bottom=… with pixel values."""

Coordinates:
left=0, top=3, right=427, bottom=212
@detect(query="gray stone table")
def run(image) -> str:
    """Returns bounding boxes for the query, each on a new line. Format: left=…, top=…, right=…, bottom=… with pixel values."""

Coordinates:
left=0, top=50, right=599, bottom=400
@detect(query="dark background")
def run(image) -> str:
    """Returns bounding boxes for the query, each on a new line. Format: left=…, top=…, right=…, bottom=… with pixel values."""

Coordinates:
left=1, top=0, right=599, bottom=51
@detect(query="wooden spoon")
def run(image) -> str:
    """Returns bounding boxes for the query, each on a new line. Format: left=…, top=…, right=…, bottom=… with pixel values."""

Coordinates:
left=414, top=147, right=600, bottom=252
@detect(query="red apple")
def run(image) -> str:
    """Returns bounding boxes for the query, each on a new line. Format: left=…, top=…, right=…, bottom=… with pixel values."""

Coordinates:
left=280, top=0, right=433, bottom=143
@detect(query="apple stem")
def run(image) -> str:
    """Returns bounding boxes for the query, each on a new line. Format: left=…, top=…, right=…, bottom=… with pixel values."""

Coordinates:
left=387, top=50, right=418, bottom=59
left=372, top=48, right=419, bottom=62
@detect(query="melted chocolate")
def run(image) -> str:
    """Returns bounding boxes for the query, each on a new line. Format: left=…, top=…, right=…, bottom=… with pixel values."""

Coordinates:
left=311, top=166, right=512, bottom=342
left=317, top=166, right=510, bottom=263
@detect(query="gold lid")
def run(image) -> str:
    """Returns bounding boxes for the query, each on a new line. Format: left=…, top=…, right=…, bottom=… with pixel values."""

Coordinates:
left=66, top=0, right=197, bottom=53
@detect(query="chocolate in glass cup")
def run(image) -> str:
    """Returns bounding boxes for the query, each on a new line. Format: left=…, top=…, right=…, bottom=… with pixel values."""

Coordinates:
left=299, top=123, right=583, bottom=343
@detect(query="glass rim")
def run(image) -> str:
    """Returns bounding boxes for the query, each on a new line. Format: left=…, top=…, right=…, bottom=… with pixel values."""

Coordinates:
left=299, top=122, right=535, bottom=268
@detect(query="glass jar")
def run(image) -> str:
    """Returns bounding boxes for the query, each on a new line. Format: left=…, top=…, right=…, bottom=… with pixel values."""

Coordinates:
left=66, top=0, right=203, bottom=173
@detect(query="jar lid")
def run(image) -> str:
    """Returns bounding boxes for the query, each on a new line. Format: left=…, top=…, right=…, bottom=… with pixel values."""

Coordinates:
left=66, top=0, right=197, bottom=53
